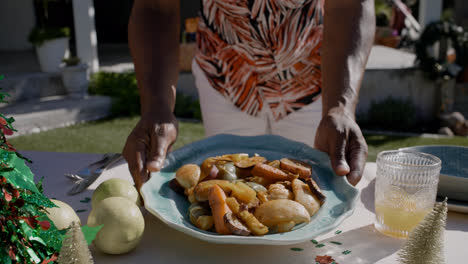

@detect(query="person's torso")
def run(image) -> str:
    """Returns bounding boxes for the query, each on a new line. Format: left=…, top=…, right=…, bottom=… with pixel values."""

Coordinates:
left=195, top=0, right=324, bottom=121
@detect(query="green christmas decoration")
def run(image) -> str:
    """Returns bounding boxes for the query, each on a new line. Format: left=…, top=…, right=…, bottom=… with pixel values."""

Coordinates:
left=398, top=198, right=448, bottom=264
left=57, top=222, right=94, bottom=264
left=0, top=77, right=65, bottom=263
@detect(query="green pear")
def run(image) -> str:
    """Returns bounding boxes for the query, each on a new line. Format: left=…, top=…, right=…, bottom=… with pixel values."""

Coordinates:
left=87, top=196, right=145, bottom=254
left=45, top=199, right=81, bottom=230
left=91, top=178, right=140, bottom=209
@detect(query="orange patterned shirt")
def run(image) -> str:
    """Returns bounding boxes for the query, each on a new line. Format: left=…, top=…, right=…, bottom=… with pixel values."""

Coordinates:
left=195, top=0, right=324, bottom=121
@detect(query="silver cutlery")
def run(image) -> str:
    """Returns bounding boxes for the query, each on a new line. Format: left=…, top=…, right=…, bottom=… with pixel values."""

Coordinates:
left=65, top=153, right=123, bottom=195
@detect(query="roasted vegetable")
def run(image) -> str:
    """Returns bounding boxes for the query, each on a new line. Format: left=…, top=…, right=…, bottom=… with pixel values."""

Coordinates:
left=245, top=182, right=267, bottom=193
left=225, top=197, right=241, bottom=214
left=231, top=181, right=257, bottom=204
left=231, top=153, right=249, bottom=162
left=194, top=180, right=234, bottom=202
left=200, top=157, right=218, bottom=181
left=280, top=158, right=312, bottom=179
left=196, top=215, right=214, bottom=230
left=176, top=164, right=201, bottom=189
left=217, top=162, right=238, bottom=182
left=257, top=191, right=269, bottom=203
left=172, top=154, right=326, bottom=237
left=291, top=179, right=321, bottom=216
left=251, top=163, right=295, bottom=181
left=254, top=200, right=310, bottom=229
left=306, top=178, right=326, bottom=205
left=189, top=203, right=209, bottom=223
left=268, top=160, right=281, bottom=169
left=224, top=212, right=251, bottom=236
left=238, top=210, right=269, bottom=236
left=267, top=183, right=293, bottom=200
left=277, top=221, right=296, bottom=233
left=189, top=203, right=213, bottom=230
left=247, top=176, right=275, bottom=187
left=234, top=156, right=266, bottom=169
left=208, top=185, right=232, bottom=235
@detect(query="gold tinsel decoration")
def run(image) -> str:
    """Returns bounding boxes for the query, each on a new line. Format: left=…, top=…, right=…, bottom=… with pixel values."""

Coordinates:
left=57, top=221, right=94, bottom=264
left=398, top=197, right=448, bottom=264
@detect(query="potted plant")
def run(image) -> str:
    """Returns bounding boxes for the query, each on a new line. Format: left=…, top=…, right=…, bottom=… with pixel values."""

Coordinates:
left=28, top=26, right=71, bottom=73
left=60, top=56, right=89, bottom=97
left=28, top=0, right=71, bottom=72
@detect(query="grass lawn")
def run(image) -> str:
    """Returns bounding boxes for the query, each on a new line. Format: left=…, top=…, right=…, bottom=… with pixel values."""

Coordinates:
left=10, top=117, right=468, bottom=162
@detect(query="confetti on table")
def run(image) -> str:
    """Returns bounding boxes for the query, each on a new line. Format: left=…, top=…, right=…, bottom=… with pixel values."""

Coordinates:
left=335, top=230, right=342, bottom=234
left=80, top=197, right=91, bottom=203
left=315, top=255, right=338, bottom=264
left=290, top=248, right=304, bottom=251
left=342, top=250, right=352, bottom=255
left=330, top=241, right=342, bottom=245
left=75, top=209, right=87, bottom=213
left=315, top=244, right=325, bottom=248
left=311, top=239, right=318, bottom=244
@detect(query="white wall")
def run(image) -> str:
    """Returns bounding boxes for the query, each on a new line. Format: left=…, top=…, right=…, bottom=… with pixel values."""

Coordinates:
left=0, top=1, right=36, bottom=51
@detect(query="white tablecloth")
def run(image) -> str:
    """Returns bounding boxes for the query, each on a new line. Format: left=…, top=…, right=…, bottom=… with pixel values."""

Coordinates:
left=23, top=150, right=468, bottom=264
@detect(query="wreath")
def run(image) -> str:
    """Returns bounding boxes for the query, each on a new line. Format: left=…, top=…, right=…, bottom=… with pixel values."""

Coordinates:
left=415, top=20, right=468, bottom=80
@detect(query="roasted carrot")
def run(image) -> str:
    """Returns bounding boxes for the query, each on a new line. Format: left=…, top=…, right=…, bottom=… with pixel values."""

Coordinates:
left=208, top=184, right=233, bottom=235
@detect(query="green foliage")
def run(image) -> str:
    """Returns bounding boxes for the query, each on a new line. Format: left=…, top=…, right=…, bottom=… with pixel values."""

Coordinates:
left=375, top=0, right=391, bottom=27
left=0, top=77, right=64, bottom=263
left=62, top=57, right=81, bottom=67
left=88, top=72, right=140, bottom=117
left=88, top=71, right=202, bottom=120
left=174, top=93, right=202, bottom=120
left=363, top=97, right=417, bottom=131
left=28, top=27, right=70, bottom=47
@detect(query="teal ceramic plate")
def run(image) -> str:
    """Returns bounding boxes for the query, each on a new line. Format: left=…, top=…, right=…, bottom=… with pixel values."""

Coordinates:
left=400, top=146, right=468, bottom=202
left=141, top=134, right=359, bottom=245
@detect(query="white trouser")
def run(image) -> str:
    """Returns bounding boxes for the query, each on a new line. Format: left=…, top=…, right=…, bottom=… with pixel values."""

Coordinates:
left=192, top=59, right=322, bottom=147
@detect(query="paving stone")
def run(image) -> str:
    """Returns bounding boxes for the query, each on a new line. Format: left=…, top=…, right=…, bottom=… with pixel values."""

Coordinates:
left=1, top=95, right=112, bottom=136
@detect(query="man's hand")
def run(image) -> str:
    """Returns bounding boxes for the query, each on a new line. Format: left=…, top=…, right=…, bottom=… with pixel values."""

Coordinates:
left=123, top=113, right=178, bottom=191
left=314, top=106, right=368, bottom=186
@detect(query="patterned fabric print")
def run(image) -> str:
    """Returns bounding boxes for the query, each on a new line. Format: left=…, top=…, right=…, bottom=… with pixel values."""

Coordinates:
left=196, top=0, right=324, bottom=121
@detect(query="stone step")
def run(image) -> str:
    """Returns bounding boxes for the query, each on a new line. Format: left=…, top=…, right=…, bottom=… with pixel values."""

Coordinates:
left=0, top=72, right=67, bottom=105
left=0, top=95, right=112, bottom=136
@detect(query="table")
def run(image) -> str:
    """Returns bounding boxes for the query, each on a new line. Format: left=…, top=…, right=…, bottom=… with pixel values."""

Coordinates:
left=23, top=150, right=468, bottom=264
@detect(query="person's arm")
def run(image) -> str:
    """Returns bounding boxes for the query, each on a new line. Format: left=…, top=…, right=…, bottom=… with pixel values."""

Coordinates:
left=123, top=0, right=180, bottom=190
left=314, top=0, right=375, bottom=185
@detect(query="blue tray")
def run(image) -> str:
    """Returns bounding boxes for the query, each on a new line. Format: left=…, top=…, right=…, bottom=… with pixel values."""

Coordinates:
left=400, top=145, right=468, bottom=202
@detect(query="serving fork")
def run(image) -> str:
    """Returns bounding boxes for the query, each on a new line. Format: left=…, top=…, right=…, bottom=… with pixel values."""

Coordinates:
left=65, top=153, right=123, bottom=195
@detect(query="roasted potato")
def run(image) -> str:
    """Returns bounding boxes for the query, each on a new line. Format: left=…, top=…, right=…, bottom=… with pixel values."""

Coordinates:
left=291, top=179, right=320, bottom=216
left=254, top=199, right=310, bottom=229
left=267, top=183, right=293, bottom=200
left=231, top=181, right=257, bottom=204
left=176, top=164, right=201, bottom=189
left=193, top=180, right=234, bottom=202
left=238, top=210, right=269, bottom=236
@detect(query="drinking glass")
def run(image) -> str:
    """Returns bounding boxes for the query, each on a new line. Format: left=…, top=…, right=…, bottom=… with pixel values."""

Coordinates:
left=374, top=150, right=442, bottom=238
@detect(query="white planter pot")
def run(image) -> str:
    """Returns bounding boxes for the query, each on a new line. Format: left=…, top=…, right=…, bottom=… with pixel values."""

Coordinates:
left=61, top=63, right=89, bottom=97
left=36, top=37, right=70, bottom=73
